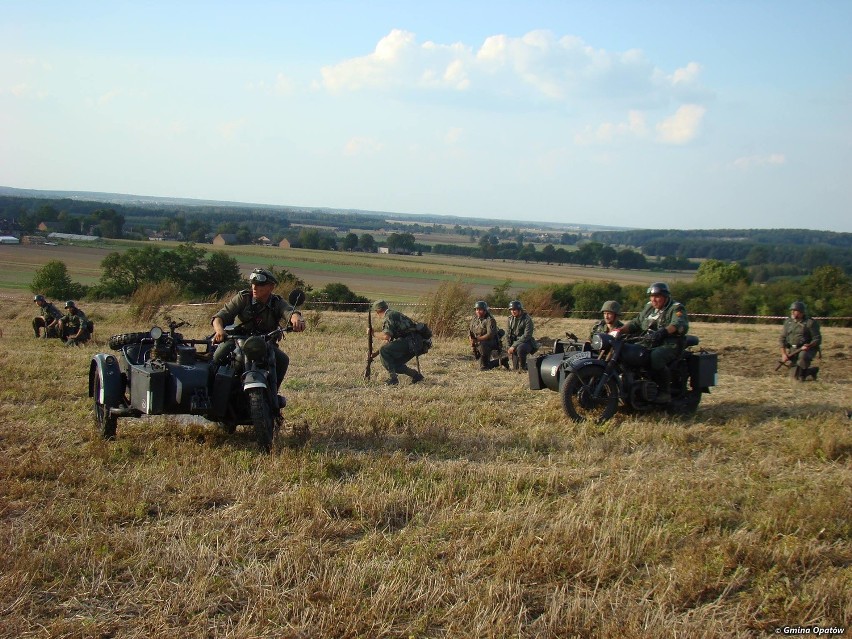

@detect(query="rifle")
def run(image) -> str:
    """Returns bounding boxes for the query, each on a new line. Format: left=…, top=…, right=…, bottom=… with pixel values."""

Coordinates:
left=469, top=331, right=481, bottom=360
left=776, top=346, right=804, bottom=371
left=365, top=308, right=374, bottom=379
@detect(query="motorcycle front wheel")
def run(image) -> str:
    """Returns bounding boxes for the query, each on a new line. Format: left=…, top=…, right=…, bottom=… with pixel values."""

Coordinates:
left=248, top=388, right=275, bottom=453
left=561, top=368, right=619, bottom=423
left=93, top=374, right=118, bottom=440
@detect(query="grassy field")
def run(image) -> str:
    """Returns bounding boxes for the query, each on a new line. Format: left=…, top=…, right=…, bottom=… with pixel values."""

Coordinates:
left=0, top=299, right=849, bottom=637
left=0, top=241, right=692, bottom=302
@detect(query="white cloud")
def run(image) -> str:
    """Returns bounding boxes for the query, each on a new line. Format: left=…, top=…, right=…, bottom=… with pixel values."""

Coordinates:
left=732, top=153, right=786, bottom=170
left=343, top=136, right=384, bottom=156
left=218, top=118, right=247, bottom=140
left=575, top=110, right=648, bottom=145
left=656, top=104, right=706, bottom=144
left=444, top=127, right=464, bottom=145
left=320, top=28, right=706, bottom=108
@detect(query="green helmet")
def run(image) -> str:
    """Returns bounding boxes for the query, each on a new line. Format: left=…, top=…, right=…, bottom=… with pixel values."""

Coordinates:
left=33, top=294, right=45, bottom=303
left=789, top=300, right=806, bottom=313
left=64, top=300, right=76, bottom=309
left=474, top=301, right=488, bottom=311
left=600, top=300, right=621, bottom=314
left=647, top=282, right=670, bottom=296
left=249, top=267, right=278, bottom=285
left=508, top=300, right=523, bottom=311
left=372, top=299, right=389, bottom=312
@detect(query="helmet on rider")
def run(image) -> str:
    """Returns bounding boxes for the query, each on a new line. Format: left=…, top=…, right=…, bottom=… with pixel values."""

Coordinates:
left=474, top=301, right=488, bottom=311
left=600, top=300, right=621, bottom=315
left=789, top=300, right=806, bottom=313
left=647, top=282, right=670, bottom=297
left=508, top=300, right=523, bottom=311
left=64, top=300, right=76, bottom=309
left=33, top=294, right=45, bottom=303
left=249, top=268, right=278, bottom=285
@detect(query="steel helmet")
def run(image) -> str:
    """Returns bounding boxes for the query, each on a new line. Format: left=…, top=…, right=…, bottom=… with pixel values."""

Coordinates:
left=474, top=301, right=488, bottom=311
left=64, top=300, right=76, bottom=309
left=789, top=300, right=806, bottom=313
left=249, top=267, right=278, bottom=285
left=508, top=300, right=523, bottom=310
left=33, top=294, right=45, bottom=303
left=600, top=300, right=621, bottom=314
left=647, top=282, right=670, bottom=296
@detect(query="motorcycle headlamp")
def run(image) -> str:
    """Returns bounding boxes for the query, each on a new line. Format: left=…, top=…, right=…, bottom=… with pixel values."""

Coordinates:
left=590, top=333, right=605, bottom=351
left=150, top=326, right=163, bottom=340
left=242, top=335, right=267, bottom=361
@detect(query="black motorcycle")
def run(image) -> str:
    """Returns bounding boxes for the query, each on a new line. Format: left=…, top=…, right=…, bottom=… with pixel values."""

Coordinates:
left=89, top=289, right=305, bottom=452
left=528, top=331, right=717, bottom=423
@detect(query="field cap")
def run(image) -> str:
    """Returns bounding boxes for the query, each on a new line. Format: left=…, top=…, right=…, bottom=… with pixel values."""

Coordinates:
left=372, top=300, right=388, bottom=312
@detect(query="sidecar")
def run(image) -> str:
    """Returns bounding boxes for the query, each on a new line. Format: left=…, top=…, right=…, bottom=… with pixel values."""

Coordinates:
left=88, top=327, right=215, bottom=440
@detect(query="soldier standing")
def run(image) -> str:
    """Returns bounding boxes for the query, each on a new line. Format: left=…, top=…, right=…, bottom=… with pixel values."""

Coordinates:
left=369, top=300, right=425, bottom=386
left=59, top=300, right=91, bottom=346
left=469, top=301, right=506, bottom=370
left=506, top=300, right=537, bottom=372
left=779, top=301, right=821, bottom=381
left=590, top=300, right=624, bottom=339
left=32, top=294, right=63, bottom=338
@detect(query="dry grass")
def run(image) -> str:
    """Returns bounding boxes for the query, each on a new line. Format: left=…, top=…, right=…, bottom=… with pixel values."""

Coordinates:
left=0, top=296, right=850, bottom=638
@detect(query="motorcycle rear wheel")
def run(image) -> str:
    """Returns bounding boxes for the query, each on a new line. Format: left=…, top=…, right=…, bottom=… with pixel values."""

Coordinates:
left=561, top=368, right=619, bottom=423
left=248, top=388, right=275, bottom=453
left=93, top=374, right=118, bottom=440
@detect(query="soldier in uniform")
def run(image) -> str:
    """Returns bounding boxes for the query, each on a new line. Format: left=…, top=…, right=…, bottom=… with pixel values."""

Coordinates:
left=469, top=301, right=507, bottom=370
left=59, top=300, right=91, bottom=346
left=590, top=300, right=624, bottom=339
left=32, top=294, right=63, bottom=338
left=369, top=300, right=425, bottom=385
left=211, top=268, right=305, bottom=397
left=617, top=282, right=688, bottom=403
left=506, top=300, right=537, bottom=372
left=779, top=301, right=821, bottom=381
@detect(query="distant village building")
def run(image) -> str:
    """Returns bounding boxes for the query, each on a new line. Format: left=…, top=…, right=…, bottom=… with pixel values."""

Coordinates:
left=213, top=233, right=239, bottom=246
left=278, top=238, right=291, bottom=249
left=378, top=247, right=390, bottom=254
left=256, top=236, right=272, bottom=246
left=0, top=235, right=20, bottom=244
left=48, top=232, right=99, bottom=242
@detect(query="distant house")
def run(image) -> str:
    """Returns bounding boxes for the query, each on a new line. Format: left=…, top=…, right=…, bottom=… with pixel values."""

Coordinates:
left=37, top=222, right=50, bottom=232
left=213, top=233, right=239, bottom=246
left=0, top=235, right=20, bottom=244
left=278, top=238, right=291, bottom=249
left=378, top=247, right=390, bottom=254
left=48, top=232, right=99, bottom=242
left=256, top=236, right=272, bottom=246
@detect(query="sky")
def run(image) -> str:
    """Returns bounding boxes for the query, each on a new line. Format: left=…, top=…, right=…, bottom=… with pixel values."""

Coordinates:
left=2, top=1, right=851, bottom=232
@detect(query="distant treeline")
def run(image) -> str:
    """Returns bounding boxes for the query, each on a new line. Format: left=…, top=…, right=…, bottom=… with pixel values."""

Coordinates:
left=589, top=228, right=852, bottom=277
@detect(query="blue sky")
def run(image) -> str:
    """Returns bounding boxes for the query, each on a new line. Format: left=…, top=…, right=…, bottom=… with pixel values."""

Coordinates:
left=2, top=1, right=850, bottom=231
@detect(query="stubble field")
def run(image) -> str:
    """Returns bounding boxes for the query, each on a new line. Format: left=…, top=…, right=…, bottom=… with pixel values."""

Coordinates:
left=0, top=297, right=850, bottom=638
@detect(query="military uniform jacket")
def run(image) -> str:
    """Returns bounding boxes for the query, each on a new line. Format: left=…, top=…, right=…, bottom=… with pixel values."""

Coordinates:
left=590, top=319, right=623, bottom=338
left=63, top=309, right=88, bottom=334
left=470, top=314, right=498, bottom=342
left=779, top=316, right=821, bottom=350
left=382, top=310, right=418, bottom=340
left=213, top=290, right=295, bottom=335
left=40, top=302, right=63, bottom=322
left=625, top=298, right=689, bottom=342
left=508, top=312, right=535, bottom=349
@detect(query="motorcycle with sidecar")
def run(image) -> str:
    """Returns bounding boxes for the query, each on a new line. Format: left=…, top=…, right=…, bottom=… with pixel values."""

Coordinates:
left=88, top=289, right=305, bottom=451
left=528, top=330, right=717, bottom=423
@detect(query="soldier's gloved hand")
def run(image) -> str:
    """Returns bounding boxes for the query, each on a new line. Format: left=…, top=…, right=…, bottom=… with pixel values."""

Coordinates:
left=650, top=328, right=668, bottom=346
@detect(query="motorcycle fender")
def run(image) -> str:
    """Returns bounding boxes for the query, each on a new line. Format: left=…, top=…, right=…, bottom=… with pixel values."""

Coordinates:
left=564, top=356, right=605, bottom=374
left=89, top=353, right=124, bottom=408
left=242, top=370, right=269, bottom=391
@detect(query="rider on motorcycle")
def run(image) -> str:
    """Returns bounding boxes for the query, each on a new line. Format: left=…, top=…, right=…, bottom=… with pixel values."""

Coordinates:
left=616, top=282, right=689, bottom=403
left=211, top=268, right=306, bottom=393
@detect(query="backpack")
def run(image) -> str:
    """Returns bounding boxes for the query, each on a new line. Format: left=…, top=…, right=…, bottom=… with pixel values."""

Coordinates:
left=414, top=322, right=432, bottom=355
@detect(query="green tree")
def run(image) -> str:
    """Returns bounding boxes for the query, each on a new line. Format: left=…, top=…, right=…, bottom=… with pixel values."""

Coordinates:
left=199, top=252, right=242, bottom=297
left=30, top=260, right=86, bottom=300
left=695, top=259, right=751, bottom=287
left=342, top=233, right=359, bottom=251
left=359, top=233, right=376, bottom=252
